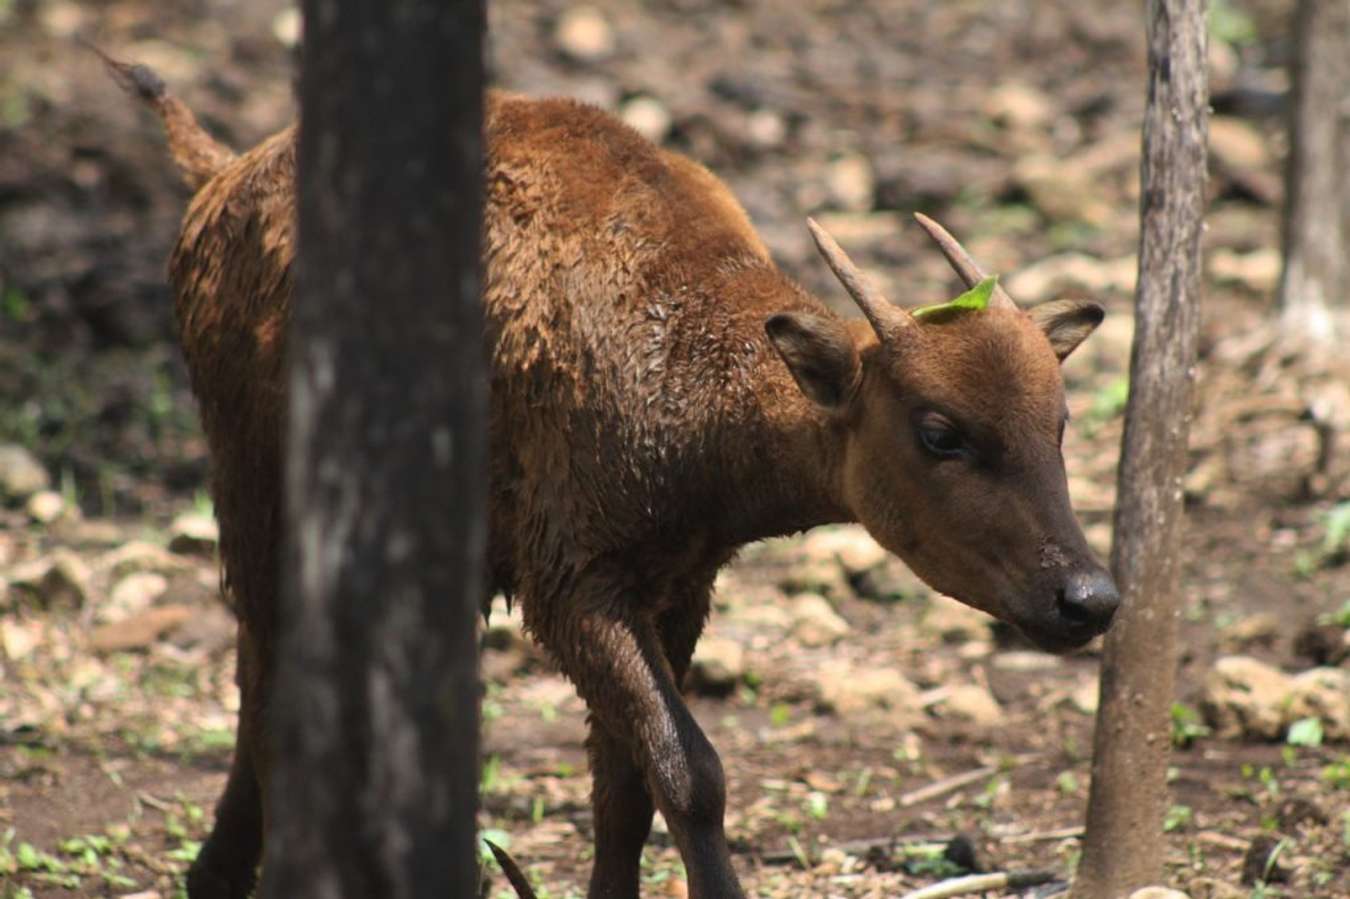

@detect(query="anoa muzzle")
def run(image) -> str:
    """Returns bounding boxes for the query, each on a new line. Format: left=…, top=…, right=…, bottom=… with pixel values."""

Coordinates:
left=767, top=217, right=1119, bottom=653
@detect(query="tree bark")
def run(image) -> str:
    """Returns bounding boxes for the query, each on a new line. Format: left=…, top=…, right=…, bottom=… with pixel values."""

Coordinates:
left=1278, top=0, right=1349, bottom=344
left=1072, top=1, right=1207, bottom=896
left=263, top=2, right=486, bottom=897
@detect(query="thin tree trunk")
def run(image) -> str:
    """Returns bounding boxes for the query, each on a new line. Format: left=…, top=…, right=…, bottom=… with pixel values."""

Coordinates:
left=1278, top=0, right=1349, bottom=344
left=263, top=1, right=487, bottom=897
left=1072, top=1, right=1207, bottom=896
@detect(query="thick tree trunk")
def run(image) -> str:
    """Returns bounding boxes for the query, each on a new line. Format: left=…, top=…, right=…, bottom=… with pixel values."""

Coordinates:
left=1072, top=1, right=1207, bottom=896
left=263, top=2, right=487, bottom=897
left=1278, top=0, right=1349, bottom=344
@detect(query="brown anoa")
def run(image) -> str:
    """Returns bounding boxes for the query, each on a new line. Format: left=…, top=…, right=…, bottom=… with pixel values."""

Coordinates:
left=106, top=53, right=1118, bottom=899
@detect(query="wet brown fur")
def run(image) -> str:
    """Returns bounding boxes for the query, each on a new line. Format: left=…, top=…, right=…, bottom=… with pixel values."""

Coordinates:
left=123, top=71, right=1111, bottom=899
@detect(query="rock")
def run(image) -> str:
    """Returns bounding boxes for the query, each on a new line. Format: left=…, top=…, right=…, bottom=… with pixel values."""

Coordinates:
left=789, top=593, right=849, bottom=647
left=800, top=526, right=886, bottom=576
left=933, top=684, right=1004, bottom=727
left=25, top=490, right=70, bottom=524
left=103, top=572, right=170, bottom=623
left=0, top=444, right=49, bottom=501
left=272, top=7, right=302, bottom=47
left=1011, top=156, right=1111, bottom=224
left=1128, top=889, right=1190, bottom=899
left=779, top=555, right=850, bottom=601
left=90, top=604, right=194, bottom=653
left=921, top=597, right=991, bottom=644
left=984, top=81, right=1055, bottom=131
left=688, top=636, right=745, bottom=695
left=1201, top=655, right=1293, bottom=740
left=9, top=549, right=92, bottom=609
left=1285, top=667, right=1350, bottom=740
left=745, top=108, right=787, bottom=149
left=555, top=6, right=615, bottom=62
left=620, top=96, right=671, bottom=143
left=1070, top=679, right=1099, bottom=715
left=813, top=661, right=921, bottom=721
left=825, top=154, right=875, bottom=213
left=96, top=541, right=193, bottom=580
left=1217, top=613, right=1281, bottom=653
left=1005, top=252, right=1137, bottom=303
left=1209, top=248, right=1280, bottom=294
left=1209, top=120, right=1269, bottom=171
left=168, top=512, right=218, bottom=555
left=1, top=618, right=41, bottom=661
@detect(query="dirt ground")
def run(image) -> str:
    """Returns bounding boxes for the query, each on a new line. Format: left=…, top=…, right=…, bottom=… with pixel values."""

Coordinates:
left=1, top=0, right=1348, bottom=897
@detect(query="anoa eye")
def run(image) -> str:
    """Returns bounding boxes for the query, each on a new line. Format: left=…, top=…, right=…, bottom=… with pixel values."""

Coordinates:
left=915, top=413, right=967, bottom=460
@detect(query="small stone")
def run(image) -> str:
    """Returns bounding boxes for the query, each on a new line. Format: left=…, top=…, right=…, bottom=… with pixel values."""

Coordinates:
left=934, top=683, right=1004, bottom=727
left=1070, top=679, right=1099, bottom=715
left=25, top=490, right=67, bottom=524
left=9, top=549, right=91, bottom=609
left=1, top=618, right=41, bottom=661
left=746, top=109, right=787, bottom=149
left=0, top=444, right=49, bottom=501
left=688, top=636, right=745, bottom=696
left=620, top=96, right=671, bottom=143
left=104, top=572, right=170, bottom=623
left=800, top=526, right=886, bottom=576
left=813, top=661, right=920, bottom=721
left=779, top=556, right=850, bottom=601
left=168, top=512, right=219, bottom=555
left=1201, top=655, right=1294, bottom=740
left=1217, top=613, right=1281, bottom=653
left=984, top=81, right=1055, bottom=131
left=789, top=593, right=849, bottom=647
left=1128, top=889, right=1191, bottom=899
left=555, top=6, right=615, bottom=62
left=1285, top=667, right=1350, bottom=740
left=272, top=7, right=302, bottom=47
left=90, top=604, right=194, bottom=653
left=825, top=154, right=875, bottom=213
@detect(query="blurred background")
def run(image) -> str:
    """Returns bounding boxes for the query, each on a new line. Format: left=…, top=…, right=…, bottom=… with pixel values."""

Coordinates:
left=1, top=2, right=1347, bottom=897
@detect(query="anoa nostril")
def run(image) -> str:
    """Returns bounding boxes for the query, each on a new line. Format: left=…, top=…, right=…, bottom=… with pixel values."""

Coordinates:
left=1057, top=570, right=1120, bottom=631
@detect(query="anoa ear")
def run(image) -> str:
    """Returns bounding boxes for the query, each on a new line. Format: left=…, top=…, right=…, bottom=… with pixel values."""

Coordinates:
left=1028, top=299, right=1105, bottom=362
left=765, top=311, right=861, bottom=410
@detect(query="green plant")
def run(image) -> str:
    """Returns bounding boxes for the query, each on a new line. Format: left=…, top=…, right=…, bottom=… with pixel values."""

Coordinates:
left=1170, top=702, right=1211, bottom=748
left=1286, top=717, right=1323, bottom=748
left=1164, top=804, right=1193, bottom=832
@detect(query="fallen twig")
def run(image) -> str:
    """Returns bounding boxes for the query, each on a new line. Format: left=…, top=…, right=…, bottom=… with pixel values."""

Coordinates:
left=757, top=834, right=949, bottom=866
left=1001, top=825, right=1084, bottom=844
left=899, top=765, right=996, bottom=807
left=900, top=869, right=1059, bottom=899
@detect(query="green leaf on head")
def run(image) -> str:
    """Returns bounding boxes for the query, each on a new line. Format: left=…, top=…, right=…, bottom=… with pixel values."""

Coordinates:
left=912, top=276, right=999, bottom=322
